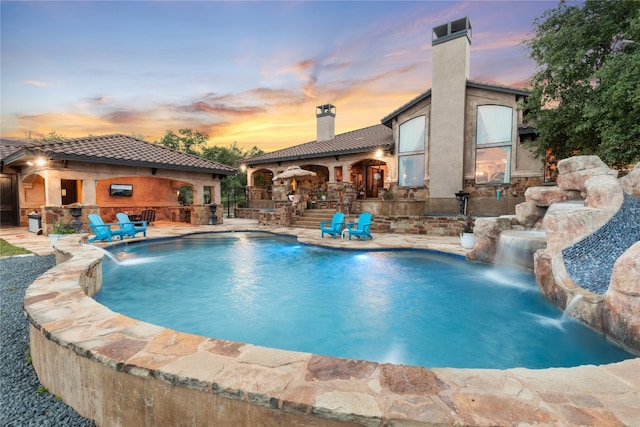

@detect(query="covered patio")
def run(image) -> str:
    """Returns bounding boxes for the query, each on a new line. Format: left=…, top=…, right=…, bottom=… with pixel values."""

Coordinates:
left=0, top=134, right=236, bottom=234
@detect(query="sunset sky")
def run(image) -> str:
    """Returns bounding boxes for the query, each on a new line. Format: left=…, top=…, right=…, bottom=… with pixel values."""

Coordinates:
left=1, top=1, right=560, bottom=152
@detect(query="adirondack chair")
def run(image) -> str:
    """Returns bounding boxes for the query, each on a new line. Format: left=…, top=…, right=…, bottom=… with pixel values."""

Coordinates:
left=88, top=214, right=126, bottom=243
left=140, top=209, right=156, bottom=226
left=346, top=212, right=373, bottom=241
left=116, top=213, right=148, bottom=238
left=320, top=212, right=345, bottom=239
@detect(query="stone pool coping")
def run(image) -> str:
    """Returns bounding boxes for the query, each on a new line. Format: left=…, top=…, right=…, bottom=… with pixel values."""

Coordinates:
left=22, top=223, right=640, bottom=426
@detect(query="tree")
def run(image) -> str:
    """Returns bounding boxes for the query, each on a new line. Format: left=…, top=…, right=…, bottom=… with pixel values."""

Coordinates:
left=156, top=132, right=265, bottom=206
left=27, top=130, right=66, bottom=142
left=523, top=0, right=640, bottom=172
left=202, top=141, right=264, bottom=205
left=156, top=128, right=209, bottom=155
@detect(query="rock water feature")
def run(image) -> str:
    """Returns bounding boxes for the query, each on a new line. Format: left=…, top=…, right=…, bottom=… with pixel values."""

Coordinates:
left=469, top=156, right=640, bottom=355
left=494, top=230, right=546, bottom=270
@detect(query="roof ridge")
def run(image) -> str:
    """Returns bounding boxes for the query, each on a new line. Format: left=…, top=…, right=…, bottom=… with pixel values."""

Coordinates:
left=2, top=133, right=236, bottom=174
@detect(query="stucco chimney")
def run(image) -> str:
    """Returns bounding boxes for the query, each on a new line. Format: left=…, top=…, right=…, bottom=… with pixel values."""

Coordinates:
left=429, top=17, right=471, bottom=198
left=316, top=104, right=336, bottom=142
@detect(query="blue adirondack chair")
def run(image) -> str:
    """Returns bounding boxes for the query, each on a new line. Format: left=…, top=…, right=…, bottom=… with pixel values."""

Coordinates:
left=88, top=214, right=126, bottom=243
left=320, top=212, right=345, bottom=239
left=116, top=213, right=148, bottom=238
left=346, top=212, right=373, bottom=241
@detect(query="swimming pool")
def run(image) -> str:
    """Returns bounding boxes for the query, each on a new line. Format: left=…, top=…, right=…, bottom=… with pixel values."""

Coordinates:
left=97, top=232, right=632, bottom=369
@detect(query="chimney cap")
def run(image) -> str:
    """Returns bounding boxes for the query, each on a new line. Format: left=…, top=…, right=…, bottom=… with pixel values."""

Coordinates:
left=432, top=17, right=471, bottom=46
left=316, top=104, right=336, bottom=117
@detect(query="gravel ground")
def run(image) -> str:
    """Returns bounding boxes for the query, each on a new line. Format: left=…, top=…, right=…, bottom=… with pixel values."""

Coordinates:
left=0, top=255, right=95, bottom=427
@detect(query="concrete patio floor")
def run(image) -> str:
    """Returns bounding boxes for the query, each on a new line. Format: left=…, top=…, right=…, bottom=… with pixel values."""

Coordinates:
left=2, top=219, right=639, bottom=426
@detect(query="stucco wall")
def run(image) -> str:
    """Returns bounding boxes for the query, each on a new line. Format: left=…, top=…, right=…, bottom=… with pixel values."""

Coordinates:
left=97, top=176, right=183, bottom=207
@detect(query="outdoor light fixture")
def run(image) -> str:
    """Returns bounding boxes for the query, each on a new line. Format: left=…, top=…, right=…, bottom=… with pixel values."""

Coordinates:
left=455, top=191, right=470, bottom=215
left=375, top=149, right=383, bottom=158
left=28, top=158, right=47, bottom=167
left=240, top=165, right=247, bottom=172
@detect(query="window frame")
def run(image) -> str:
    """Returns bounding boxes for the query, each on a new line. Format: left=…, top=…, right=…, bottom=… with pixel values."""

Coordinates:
left=474, top=105, right=514, bottom=185
left=398, top=116, right=426, bottom=187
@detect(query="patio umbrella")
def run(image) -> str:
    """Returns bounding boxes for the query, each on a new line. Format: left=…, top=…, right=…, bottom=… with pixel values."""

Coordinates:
left=272, top=166, right=317, bottom=190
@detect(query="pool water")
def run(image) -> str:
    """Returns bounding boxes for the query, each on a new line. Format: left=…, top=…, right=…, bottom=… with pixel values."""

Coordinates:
left=96, top=232, right=633, bottom=369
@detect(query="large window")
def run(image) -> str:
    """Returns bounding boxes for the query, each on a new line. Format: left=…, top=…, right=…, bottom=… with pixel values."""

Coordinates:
left=475, top=106, right=512, bottom=184
left=398, top=116, right=426, bottom=187
left=476, top=105, right=512, bottom=145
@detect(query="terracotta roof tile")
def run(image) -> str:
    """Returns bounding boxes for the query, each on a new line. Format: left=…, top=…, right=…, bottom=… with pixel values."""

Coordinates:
left=244, top=124, right=393, bottom=165
left=1, top=134, right=236, bottom=175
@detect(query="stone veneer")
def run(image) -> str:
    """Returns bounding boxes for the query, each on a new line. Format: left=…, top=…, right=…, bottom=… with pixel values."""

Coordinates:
left=23, top=232, right=639, bottom=427
left=468, top=156, right=640, bottom=356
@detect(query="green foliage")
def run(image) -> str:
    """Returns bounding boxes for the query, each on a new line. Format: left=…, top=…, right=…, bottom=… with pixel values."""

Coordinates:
left=27, top=130, right=67, bottom=142
left=51, top=220, right=74, bottom=235
left=155, top=130, right=265, bottom=204
left=156, top=128, right=209, bottom=155
left=35, top=386, right=48, bottom=395
left=178, top=184, right=193, bottom=205
left=523, top=0, right=640, bottom=171
left=201, top=141, right=264, bottom=202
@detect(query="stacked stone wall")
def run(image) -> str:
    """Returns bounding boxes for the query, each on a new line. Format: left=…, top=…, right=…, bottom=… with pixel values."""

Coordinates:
left=470, top=155, right=639, bottom=354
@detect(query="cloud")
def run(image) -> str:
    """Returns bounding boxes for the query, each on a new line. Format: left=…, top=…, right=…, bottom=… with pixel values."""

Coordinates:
left=23, top=80, right=50, bottom=87
left=86, top=95, right=115, bottom=104
left=104, top=110, right=143, bottom=124
left=181, top=101, right=265, bottom=116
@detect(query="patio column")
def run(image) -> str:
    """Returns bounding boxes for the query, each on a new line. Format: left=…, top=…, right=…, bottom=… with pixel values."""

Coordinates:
left=83, top=179, right=97, bottom=205
left=43, top=170, right=62, bottom=206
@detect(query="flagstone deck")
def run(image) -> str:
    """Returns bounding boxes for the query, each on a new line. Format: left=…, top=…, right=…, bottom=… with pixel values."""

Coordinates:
left=3, top=220, right=639, bottom=426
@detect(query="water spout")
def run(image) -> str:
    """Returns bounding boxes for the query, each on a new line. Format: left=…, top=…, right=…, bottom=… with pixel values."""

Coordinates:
left=83, top=244, right=160, bottom=266
left=561, top=294, right=584, bottom=323
left=83, top=244, right=121, bottom=264
left=495, top=230, right=547, bottom=270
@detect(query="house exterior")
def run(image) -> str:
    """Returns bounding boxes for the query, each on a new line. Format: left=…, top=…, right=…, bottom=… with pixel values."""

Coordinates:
left=0, top=134, right=236, bottom=232
left=242, top=17, right=544, bottom=220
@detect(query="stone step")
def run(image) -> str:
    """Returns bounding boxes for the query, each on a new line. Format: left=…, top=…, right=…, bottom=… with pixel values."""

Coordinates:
left=289, top=208, right=360, bottom=229
left=290, top=208, right=336, bottom=228
left=299, top=209, right=335, bottom=216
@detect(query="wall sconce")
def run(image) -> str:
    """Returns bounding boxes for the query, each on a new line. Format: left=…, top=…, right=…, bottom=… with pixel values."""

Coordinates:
left=26, top=157, right=47, bottom=167
left=375, top=149, right=383, bottom=158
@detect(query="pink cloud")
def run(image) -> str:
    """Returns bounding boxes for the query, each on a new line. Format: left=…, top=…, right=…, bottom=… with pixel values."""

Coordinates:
left=23, top=80, right=50, bottom=87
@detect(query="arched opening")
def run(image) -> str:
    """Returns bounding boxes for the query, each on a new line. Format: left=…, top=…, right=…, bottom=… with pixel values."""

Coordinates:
left=251, top=169, right=274, bottom=200
left=22, top=173, right=46, bottom=207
